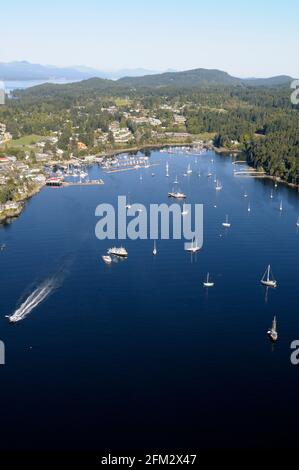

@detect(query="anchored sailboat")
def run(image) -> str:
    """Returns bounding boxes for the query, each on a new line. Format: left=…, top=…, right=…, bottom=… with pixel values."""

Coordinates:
left=203, top=273, right=214, bottom=287
left=185, top=237, right=200, bottom=253
left=296, top=217, right=299, bottom=227
left=153, top=240, right=157, bottom=256
left=181, top=204, right=188, bottom=216
left=248, top=202, right=251, bottom=212
left=279, top=200, right=283, bottom=211
left=261, top=265, right=277, bottom=288
left=270, top=190, right=274, bottom=199
left=186, top=164, right=192, bottom=175
left=222, top=215, right=231, bottom=228
left=267, top=315, right=278, bottom=342
left=215, top=180, right=223, bottom=191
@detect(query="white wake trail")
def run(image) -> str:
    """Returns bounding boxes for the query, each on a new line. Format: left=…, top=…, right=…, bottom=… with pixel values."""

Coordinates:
left=8, top=277, right=58, bottom=323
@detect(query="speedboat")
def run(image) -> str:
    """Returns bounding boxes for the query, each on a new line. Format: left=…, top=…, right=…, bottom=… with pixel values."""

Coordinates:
left=102, top=255, right=112, bottom=264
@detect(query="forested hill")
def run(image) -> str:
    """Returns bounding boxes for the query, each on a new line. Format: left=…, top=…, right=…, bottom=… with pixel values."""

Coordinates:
left=14, top=68, right=296, bottom=98
left=118, top=68, right=294, bottom=89
left=118, top=68, right=241, bottom=88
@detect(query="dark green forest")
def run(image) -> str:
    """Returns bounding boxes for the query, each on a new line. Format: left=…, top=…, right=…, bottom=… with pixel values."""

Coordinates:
left=1, top=78, right=298, bottom=183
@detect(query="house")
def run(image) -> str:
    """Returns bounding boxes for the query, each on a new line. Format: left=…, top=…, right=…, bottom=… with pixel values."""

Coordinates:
left=174, top=114, right=187, bottom=125
left=77, top=142, right=87, bottom=151
left=0, top=156, right=10, bottom=164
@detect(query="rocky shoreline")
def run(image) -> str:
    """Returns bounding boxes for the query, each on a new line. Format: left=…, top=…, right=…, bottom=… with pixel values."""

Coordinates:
left=0, top=183, right=44, bottom=225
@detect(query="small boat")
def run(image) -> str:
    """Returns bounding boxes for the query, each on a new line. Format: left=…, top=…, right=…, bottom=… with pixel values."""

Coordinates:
left=0, top=243, right=6, bottom=251
left=261, top=265, right=277, bottom=288
left=203, top=273, right=214, bottom=287
left=181, top=204, right=188, bottom=216
left=215, top=180, right=222, bottom=191
left=185, top=238, right=200, bottom=253
left=107, top=247, right=128, bottom=257
left=186, top=164, right=192, bottom=175
left=125, top=195, right=132, bottom=209
left=244, top=191, right=248, bottom=198
left=153, top=240, right=157, bottom=256
left=222, top=215, right=231, bottom=228
left=102, top=255, right=112, bottom=264
left=173, top=176, right=179, bottom=184
left=151, top=173, right=155, bottom=177
left=267, top=315, right=278, bottom=342
left=207, top=171, right=212, bottom=177
left=168, top=191, right=186, bottom=199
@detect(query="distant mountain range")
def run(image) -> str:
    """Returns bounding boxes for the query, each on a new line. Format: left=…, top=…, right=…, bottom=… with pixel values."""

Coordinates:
left=1, top=61, right=294, bottom=90
left=0, top=61, right=160, bottom=81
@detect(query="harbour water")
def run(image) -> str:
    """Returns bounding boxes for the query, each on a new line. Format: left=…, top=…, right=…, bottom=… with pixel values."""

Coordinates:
left=0, top=149, right=299, bottom=450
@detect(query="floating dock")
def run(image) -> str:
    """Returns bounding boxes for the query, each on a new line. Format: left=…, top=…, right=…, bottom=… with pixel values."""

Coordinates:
left=46, top=177, right=104, bottom=187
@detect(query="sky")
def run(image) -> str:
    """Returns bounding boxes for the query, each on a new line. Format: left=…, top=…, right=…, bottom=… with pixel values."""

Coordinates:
left=1, top=0, right=299, bottom=77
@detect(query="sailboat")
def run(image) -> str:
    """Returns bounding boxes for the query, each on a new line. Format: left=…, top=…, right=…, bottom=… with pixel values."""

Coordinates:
left=296, top=217, right=299, bottom=228
left=185, top=237, right=200, bottom=253
left=181, top=204, right=188, bottom=216
left=125, top=194, right=132, bottom=209
left=153, top=240, right=157, bottom=256
left=173, top=175, right=178, bottom=184
left=203, top=273, right=214, bottom=287
left=244, top=191, right=248, bottom=198
left=270, top=190, right=274, bottom=199
left=166, top=162, right=169, bottom=177
left=186, top=163, right=192, bottom=175
left=222, top=215, right=231, bottom=228
left=279, top=200, right=283, bottom=211
left=260, top=265, right=277, bottom=288
left=248, top=202, right=251, bottom=212
left=267, top=315, right=278, bottom=342
left=215, top=180, right=223, bottom=191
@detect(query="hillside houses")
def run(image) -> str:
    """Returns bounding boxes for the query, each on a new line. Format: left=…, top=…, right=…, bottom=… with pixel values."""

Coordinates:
left=0, top=123, right=12, bottom=145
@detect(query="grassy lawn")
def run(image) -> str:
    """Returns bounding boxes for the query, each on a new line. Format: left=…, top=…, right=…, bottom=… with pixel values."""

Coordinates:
left=8, top=134, right=45, bottom=147
left=114, top=97, right=130, bottom=107
left=193, top=132, right=216, bottom=141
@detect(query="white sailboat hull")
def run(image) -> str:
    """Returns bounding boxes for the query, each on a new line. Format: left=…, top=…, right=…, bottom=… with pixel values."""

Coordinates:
left=261, top=280, right=277, bottom=288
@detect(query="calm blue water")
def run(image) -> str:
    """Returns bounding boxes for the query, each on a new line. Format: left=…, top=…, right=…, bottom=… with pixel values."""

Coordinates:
left=0, top=149, right=299, bottom=450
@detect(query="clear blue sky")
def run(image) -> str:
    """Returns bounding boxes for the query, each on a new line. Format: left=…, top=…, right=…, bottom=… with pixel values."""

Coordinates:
left=1, top=0, right=298, bottom=77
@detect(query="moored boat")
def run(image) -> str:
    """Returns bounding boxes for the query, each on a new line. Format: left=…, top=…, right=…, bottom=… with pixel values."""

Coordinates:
left=261, top=265, right=277, bottom=288
left=107, top=247, right=128, bottom=257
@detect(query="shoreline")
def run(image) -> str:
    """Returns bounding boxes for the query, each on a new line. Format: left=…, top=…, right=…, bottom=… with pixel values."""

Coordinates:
left=1, top=142, right=298, bottom=226
left=0, top=183, right=43, bottom=225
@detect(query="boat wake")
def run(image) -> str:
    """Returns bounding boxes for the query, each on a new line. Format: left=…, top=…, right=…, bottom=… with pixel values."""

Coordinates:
left=7, top=260, right=71, bottom=323
left=7, top=277, right=58, bottom=323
